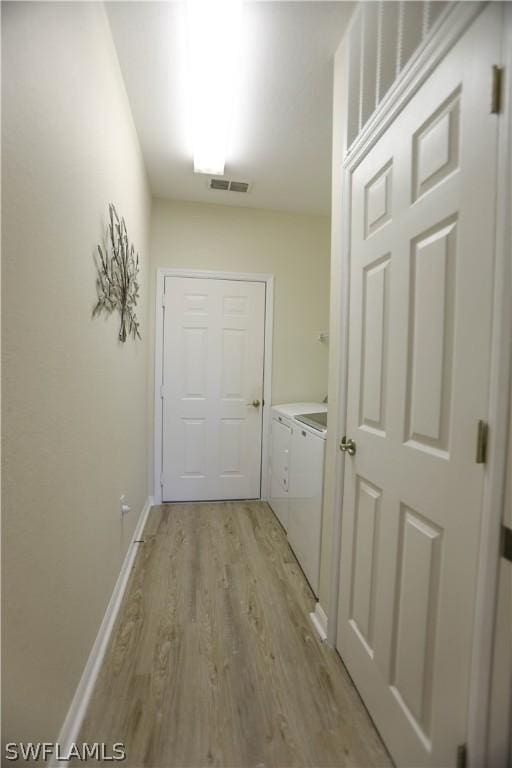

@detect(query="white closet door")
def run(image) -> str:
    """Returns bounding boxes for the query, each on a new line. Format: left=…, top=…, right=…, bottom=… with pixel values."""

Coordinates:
left=162, top=276, right=265, bottom=502
left=337, top=6, right=501, bottom=767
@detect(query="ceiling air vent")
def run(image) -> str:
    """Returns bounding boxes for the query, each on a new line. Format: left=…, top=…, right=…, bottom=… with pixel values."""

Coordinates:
left=208, top=178, right=251, bottom=193
left=229, top=181, right=250, bottom=193
left=209, top=178, right=230, bottom=190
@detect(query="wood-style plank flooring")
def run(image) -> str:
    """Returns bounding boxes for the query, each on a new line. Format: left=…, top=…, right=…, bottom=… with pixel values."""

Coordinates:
left=78, top=502, right=392, bottom=767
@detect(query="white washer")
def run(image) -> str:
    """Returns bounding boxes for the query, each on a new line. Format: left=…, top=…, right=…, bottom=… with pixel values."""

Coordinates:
left=268, top=402, right=327, bottom=597
left=269, top=403, right=326, bottom=530
left=287, top=416, right=327, bottom=597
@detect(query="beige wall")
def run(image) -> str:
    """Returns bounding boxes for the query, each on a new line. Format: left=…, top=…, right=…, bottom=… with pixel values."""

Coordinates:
left=150, top=198, right=331, bottom=408
left=2, top=2, right=151, bottom=744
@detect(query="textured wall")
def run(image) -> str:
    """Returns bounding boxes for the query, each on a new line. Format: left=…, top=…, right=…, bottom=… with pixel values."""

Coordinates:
left=2, top=2, right=151, bottom=744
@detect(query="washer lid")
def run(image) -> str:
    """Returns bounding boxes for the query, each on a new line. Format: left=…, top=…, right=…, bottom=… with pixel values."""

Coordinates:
left=271, top=402, right=327, bottom=419
left=293, top=418, right=328, bottom=440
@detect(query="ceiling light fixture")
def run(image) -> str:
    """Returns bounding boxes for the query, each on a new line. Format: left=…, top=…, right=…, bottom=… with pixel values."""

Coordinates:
left=186, top=0, right=243, bottom=175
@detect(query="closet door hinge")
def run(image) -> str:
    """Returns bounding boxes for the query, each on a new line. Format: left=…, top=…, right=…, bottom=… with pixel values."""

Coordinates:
left=160, top=385, right=164, bottom=400
left=491, top=65, right=504, bottom=114
left=160, top=473, right=164, bottom=488
left=476, top=420, right=488, bottom=464
left=502, top=525, right=512, bottom=563
left=457, top=743, right=467, bottom=768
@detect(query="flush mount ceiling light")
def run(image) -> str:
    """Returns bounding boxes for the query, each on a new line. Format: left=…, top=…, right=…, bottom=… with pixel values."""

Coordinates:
left=186, top=0, right=243, bottom=175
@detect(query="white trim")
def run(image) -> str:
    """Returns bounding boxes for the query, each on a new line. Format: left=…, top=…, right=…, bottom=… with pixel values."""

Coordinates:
left=327, top=167, right=351, bottom=648
left=261, top=277, right=274, bottom=501
left=468, top=6, right=512, bottom=765
left=328, top=0, right=511, bottom=760
left=309, top=602, right=328, bottom=643
left=344, top=2, right=484, bottom=173
left=153, top=268, right=274, bottom=504
left=154, top=269, right=166, bottom=505
left=326, top=34, right=351, bottom=648
left=51, top=496, right=154, bottom=766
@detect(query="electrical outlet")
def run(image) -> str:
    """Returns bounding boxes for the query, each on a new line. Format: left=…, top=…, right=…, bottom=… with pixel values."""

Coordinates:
left=120, top=494, right=130, bottom=517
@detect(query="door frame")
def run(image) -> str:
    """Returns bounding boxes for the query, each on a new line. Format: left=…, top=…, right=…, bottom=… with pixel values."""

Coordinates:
left=326, top=3, right=512, bottom=765
left=153, top=268, right=274, bottom=505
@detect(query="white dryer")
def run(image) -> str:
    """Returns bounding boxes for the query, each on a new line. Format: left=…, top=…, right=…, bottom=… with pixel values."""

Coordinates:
left=268, top=402, right=327, bottom=597
left=287, top=417, right=327, bottom=597
left=269, top=403, right=325, bottom=530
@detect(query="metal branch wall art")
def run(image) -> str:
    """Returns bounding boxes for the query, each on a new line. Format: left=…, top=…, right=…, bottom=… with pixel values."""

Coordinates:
left=93, top=203, right=141, bottom=342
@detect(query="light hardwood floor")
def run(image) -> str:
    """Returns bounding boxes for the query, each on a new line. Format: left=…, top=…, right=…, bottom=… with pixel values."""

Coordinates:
left=78, top=502, right=392, bottom=767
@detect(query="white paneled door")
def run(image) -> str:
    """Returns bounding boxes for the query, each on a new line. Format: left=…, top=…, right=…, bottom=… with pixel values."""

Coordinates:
left=337, top=6, right=501, bottom=768
left=162, top=276, right=266, bottom=502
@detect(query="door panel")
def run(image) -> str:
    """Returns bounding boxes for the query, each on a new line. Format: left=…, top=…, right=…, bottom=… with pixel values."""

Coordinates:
left=360, top=255, right=390, bottom=434
left=162, top=276, right=265, bottom=501
left=350, top=476, right=381, bottom=653
left=405, top=217, right=456, bottom=454
left=337, top=6, right=501, bottom=766
left=391, top=505, right=442, bottom=739
left=182, top=327, right=208, bottom=397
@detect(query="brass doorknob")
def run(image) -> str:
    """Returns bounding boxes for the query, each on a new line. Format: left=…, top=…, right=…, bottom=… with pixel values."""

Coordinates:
left=251, top=399, right=261, bottom=408
left=340, top=436, right=356, bottom=456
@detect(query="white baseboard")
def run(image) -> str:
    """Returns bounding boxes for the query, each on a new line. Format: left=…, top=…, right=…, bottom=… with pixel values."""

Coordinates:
left=51, top=495, right=154, bottom=766
left=309, top=601, right=328, bottom=642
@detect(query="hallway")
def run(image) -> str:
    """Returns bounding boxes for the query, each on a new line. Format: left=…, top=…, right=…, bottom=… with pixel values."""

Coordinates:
left=78, top=502, right=391, bottom=767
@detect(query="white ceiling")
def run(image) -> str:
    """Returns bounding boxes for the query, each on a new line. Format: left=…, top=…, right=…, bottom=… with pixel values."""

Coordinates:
left=106, top=2, right=353, bottom=215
